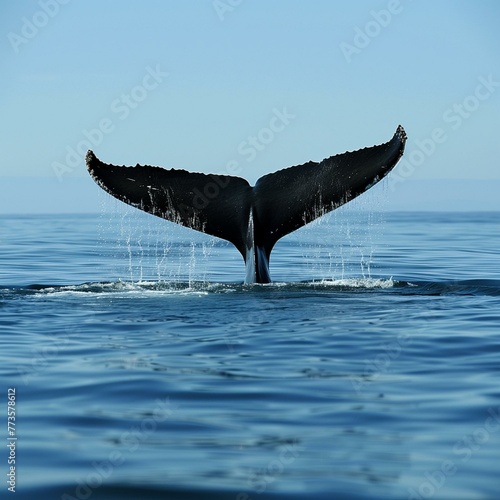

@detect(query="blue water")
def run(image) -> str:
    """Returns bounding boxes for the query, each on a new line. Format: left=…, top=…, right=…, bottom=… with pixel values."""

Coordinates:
left=1, top=209, right=500, bottom=500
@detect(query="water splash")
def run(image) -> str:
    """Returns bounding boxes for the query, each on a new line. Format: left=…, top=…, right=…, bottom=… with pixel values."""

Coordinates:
left=98, top=192, right=392, bottom=285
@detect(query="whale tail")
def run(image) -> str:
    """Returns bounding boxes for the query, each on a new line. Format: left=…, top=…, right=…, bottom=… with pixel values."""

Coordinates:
left=86, top=125, right=406, bottom=283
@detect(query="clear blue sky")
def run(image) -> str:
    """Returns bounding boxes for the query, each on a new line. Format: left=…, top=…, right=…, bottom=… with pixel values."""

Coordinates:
left=1, top=0, right=499, bottom=213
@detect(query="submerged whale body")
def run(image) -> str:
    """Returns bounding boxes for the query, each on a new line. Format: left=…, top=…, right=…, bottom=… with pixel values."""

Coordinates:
left=86, top=126, right=406, bottom=284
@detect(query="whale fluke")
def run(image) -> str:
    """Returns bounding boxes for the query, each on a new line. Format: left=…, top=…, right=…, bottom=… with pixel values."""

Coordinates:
left=86, top=125, right=406, bottom=283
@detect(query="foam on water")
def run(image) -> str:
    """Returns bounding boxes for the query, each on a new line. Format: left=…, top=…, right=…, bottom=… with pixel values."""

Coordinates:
left=24, top=276, right=396, bottom=296
left=307, top=277, right=395, bottom=288
left=30, top=280, right=211, bottom=298
left=5, top=277, right=500, bottom=302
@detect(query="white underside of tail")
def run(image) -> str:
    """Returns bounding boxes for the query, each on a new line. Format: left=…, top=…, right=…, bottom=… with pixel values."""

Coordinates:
left=244, top=210, right=255, bottom=284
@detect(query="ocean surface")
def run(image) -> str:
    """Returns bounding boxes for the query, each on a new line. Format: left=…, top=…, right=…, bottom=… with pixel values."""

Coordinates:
left=1, top=208, right=500, bottom=500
